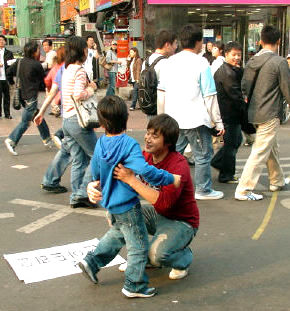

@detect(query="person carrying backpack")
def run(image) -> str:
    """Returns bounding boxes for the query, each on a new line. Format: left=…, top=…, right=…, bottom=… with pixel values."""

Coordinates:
left=139, top=30, right=177, bottom=119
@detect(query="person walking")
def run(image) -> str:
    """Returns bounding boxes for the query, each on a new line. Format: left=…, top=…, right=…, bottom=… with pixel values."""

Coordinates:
left=5, top=41, right=52, bottom=156
left=0, top=34, right=14, bottom=119
left=235, top=25, right=290, bottom=201
left=127, top=47, right=142, bottom=111
left=106, top=40, right=122, bottom=96
left=41, top=39, right=57, bottom=74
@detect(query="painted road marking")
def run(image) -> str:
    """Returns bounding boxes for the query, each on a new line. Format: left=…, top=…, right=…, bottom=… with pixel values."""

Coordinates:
left=281, top=198, right=290, bottom=209
left=11, top=165, right=28, bottom=170
left=9, top=199, right=106, bottom=234
left=252, top=192, right=278, bottom=241
left=0, top=213, right=15, bottom=219
left=236, top=157, right=290, bottom=162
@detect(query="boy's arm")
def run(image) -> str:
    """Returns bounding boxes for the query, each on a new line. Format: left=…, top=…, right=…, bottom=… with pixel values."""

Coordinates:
left=91, top=145, right=100, bottom=181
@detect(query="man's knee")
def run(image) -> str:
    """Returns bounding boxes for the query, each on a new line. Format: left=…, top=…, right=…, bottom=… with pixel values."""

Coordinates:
left=148, top=233, right=168, bottom=267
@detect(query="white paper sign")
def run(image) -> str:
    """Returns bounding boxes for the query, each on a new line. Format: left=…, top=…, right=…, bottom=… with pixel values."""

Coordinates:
left=4, top=238, right=126, bottom=284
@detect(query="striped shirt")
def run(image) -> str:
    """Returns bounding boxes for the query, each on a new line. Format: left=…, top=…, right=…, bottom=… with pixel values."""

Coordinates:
left=62, top=64, right=94, bottom=119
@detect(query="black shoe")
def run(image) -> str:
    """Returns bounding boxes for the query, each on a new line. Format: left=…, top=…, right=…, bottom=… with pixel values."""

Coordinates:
left=70, top=197, right=97, bottom=209
left=5, top=115, right=12, bottom=119
left=41, top=184, right=68, bottom=193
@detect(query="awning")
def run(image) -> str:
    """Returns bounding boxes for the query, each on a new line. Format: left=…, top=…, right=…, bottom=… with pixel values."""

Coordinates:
left=96, top=0, right=130, bottom=12
left=147, top=0, right=290, bottom=4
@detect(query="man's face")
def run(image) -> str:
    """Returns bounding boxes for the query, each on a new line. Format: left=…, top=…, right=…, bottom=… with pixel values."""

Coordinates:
left=165, top=39, right=178, bottom=56
left=42, top=42, right=51, bottom=53
left=144, top=129, right=166, bottom=154
left=0, top=37, right=6, bottom=49
left=87, top=38, right=95, bottom=49
left=225, top=48, right=242, bottom=67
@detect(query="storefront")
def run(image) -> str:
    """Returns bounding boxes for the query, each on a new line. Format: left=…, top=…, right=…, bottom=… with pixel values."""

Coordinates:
left=145, top=0, right=290, bottom=61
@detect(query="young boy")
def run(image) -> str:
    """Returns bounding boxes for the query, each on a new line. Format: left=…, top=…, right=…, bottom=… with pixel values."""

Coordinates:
left=78, top=95, right=180, bottom=298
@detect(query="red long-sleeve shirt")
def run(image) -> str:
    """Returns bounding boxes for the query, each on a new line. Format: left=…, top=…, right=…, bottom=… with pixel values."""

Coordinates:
left=143, top=151, right=199, bottom=228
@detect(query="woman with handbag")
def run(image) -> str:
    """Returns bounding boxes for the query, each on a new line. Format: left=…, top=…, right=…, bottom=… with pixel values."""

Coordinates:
left=127, top=47, right=142, bottom=111
left=61, top=36, right=98, bottom=208
left=106, top=40, right=122, bottom=96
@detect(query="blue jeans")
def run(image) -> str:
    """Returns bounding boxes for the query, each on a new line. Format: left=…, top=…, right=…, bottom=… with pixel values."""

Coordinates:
left=142, top=205, right=197, bottom=270
left=130, top=82, right=139, bottom=109
left=84, top=204, right=150, bottom=293
left=9, top=99, right=50, bottom=145
left=106, top=72, right=116, bottom=96
left=62, top=115, right=97, bottom=203
left=176, top=126, right=213, bottom=194
left=211, top=123, right=242, bottom=182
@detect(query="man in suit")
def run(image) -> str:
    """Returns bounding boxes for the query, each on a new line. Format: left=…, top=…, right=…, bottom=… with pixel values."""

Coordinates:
left=0, top=35, right=14, bottom=119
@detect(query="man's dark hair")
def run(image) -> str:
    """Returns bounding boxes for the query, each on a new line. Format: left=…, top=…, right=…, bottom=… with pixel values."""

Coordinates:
left=0, top=35, right=7, bottom=42
left=86, top=35, right=94, bottom=41
left=97, top=96, right=128, bottom=134
left=180, top=25, right=202, bottom=49
left=64, top=36, right=87, bottom=68
left=224, top=41, right=242, bottom=54
left=155, top=30, right=177, bottom=49
left=24, top=41, right=39, bottom=58
left=147, top=114, right=179, bottom=152
left=261, top=25, right=281, bottom=45
left=42, top=39, right=53, bottom=46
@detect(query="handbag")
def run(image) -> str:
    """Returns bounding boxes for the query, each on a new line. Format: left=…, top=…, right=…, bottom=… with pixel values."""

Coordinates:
left=99, top=54, right=113, bottom=71
left=12, top=60, right=22, bottom=110
left=71, top=95, right=99, bottom=129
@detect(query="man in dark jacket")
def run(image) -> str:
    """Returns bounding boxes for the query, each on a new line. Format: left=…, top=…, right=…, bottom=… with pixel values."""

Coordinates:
left=0, top=35, right=14, bottom=119
left=235, top=25, right=290, bottom=201
left=211, top=41, right=245, bottom=184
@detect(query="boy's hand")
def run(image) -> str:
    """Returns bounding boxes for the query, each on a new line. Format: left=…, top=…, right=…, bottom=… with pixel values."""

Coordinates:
left=173, top=174, right=181, bottom=188
left=87, top=181, right=102, bottom=203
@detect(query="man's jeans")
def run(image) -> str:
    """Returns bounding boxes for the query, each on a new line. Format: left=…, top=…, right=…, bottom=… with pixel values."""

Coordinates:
left=9, top=99, right=50, bottom=145
left=236, top=118, right=284, bottom=195
left=106, top=72, right=116, bottom=96
left=211, top=123, right=242, bottom=182
left=62, top=115, right=97, bottom=203
left=176, top=125, right=213, bottom=194
left=84, top=204, right=150, bottom=293
left=142, top=205, right=197, bottom=270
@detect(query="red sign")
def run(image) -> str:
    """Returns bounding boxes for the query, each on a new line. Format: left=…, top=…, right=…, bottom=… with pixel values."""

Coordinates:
left=60, top=0, right=79, bottom=22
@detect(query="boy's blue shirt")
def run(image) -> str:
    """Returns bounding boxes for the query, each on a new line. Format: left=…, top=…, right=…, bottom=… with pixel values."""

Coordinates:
left=91, top=133, right=174, bottom=214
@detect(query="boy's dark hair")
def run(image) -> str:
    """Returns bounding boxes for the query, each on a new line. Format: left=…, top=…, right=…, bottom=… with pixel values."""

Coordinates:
left=180, top=25, right=202, bottom=49
left=0, top=35, right=7, bottom=42
left=147, top=114, right=179, bottom=152
left=97, top=95, right=128, bottom=134
left=261, top=25, right=281, bottom=45
left=155, top=30, right=177, bottom=49
left=42, top=39, right=53, bottom=46
left=65, top=36, right=87, bottom=68
left=224, top=41, right=242, bottom=54
left=24, top=41, right=39, bottom=58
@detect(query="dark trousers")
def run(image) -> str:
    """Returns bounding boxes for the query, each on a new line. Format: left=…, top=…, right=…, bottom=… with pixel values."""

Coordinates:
left=0, top=80, right=11, bottom=117
left=211, top=123, right=242, bottom=182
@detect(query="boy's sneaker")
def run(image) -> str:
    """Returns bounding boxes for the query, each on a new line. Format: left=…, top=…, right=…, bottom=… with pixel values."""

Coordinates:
left=78, top=259, right=98, bottom=284
left=52, top=135, right=62, bottom=149
left=43, top=137, right=54, bottom=149
left=5, top=138, right=18, bottom=156
left=269, top=178, right=290, bottom=192
left=235, top=191, right=263, bottom=201
left=169, top=268, right=188, bottom=280
left=195, top=190, right=224, bottom=200
left=122, top=287, right=156, bottom=298
left=41, top=184, right=68, bottom=193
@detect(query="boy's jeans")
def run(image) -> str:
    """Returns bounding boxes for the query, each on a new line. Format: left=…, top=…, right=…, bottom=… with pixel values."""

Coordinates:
left=9, top=99, right=50, bottom=145
left=84, top=204, right=150, bottom=293
left=106, top=72, right=116, bottom=96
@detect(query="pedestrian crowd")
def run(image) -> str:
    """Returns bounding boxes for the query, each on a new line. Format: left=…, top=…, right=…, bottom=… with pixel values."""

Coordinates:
left=1, top=24, right=289, bottom=298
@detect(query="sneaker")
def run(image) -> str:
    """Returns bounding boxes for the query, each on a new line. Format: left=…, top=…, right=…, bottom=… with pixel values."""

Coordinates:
left=122, top=287, right=156, bottom=298
left=219, top=176, right=239, bottom=184
left=5, top=138, right=18, bottom=156
left=269, top=178, right=290, bottom=192
left=129, top=107, right=135, bottom=111
left=118, top=262, right=127, bottom=272
left=52, top=135, right=62, bottom=149
left=169, top=268, right=188, bottom=280
left=78, top=259, right=98, bottom=284
left=41, top=184, right=68, bottom=193
left=195, top=190, right=224, bottom=200
left=43, top=137, right=54, bottom=149
left=235, top=191, right=263, bottom=201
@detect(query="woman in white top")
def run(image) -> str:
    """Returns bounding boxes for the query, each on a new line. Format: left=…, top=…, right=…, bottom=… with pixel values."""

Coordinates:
left=211, top=42, right=225, bottom=76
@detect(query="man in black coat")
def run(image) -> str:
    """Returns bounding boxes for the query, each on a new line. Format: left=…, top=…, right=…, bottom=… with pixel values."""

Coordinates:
left=0, top=35, right=14, bottom=119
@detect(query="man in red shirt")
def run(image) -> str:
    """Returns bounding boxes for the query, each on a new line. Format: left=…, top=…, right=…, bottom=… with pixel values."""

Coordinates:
left=87, top=114, right=199, bottom=280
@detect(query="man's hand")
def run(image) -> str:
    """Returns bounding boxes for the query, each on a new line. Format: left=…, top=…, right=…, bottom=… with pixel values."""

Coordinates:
left=173, top=174, right=181, bottom=188
left=87, top=181, right=102, bottom=203
left=217, top=129, right=225, bottom=136
left=113, top=164, right=135, bottom=185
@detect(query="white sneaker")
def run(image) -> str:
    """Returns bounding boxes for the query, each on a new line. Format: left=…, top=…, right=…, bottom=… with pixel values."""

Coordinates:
left=270, top=178, right=290, bottom=192
left=195, top=190, right=224, bottom=200
left=52, top=135, right=62, bottom=149
left=122, top=287, right=156, bottom=298
left=5, top=138, right=18, bottom=156
left=43, top=137, right=54, bottom=149
left=169, top=268, right=188, bottom=280
left=118, top=262, right=127, bottom=272
left=78, top=259, right=98, bottom=284
left=235, top=191, right=263, bottom=201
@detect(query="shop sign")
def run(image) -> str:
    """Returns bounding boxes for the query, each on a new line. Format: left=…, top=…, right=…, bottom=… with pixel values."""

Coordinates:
left=203, top=29, right=214, bottom=37
left=79, top=0, right=90, bottom=15
left=2, top=7, right=13, bottom=30
left=147, top=0, right=290, bottom=4
left=96, top=0, right=129, bottom=12
left=85, top=23, right=97, bottom=31
left=60, top=0, right=79, bottom=22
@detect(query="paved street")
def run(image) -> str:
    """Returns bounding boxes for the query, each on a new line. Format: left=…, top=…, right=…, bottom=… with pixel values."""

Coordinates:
left=1, top=97, right=290, bottom=311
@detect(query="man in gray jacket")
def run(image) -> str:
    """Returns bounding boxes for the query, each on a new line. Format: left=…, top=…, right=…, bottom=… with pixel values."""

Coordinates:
left=235, top=25, right=290, bottom=201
